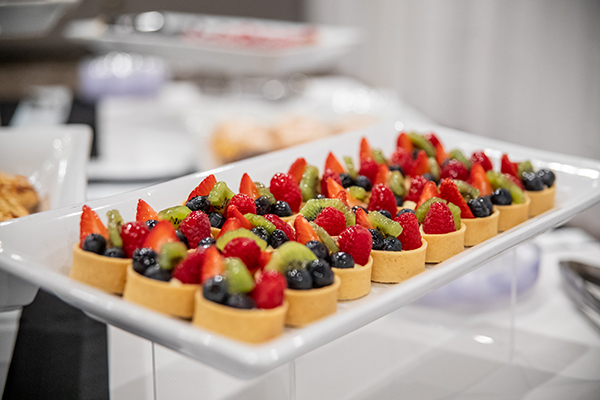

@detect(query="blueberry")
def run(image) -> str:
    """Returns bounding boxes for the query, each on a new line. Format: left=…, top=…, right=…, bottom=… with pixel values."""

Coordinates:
left=104, top=247, right=125, bottom=258
left=226, top=293, right=256, bottom=309
left=306, top=259, right=334, bottom=288
left=382, top=237, right=402, bottom=252
left=254, top=196, right=272, bottom=215
left=145, top=219, right=158, bottom=230
left=82, top=234, right=106, bottom=255
left=203, top=275, right=228, bottom=304
left=144, top=265, right=171, bottom=282
left=197, top=236, right=216, bottom=248
left=422, top=173, right=437, bottom=183
left=355, top=175, right=372, bottom=192
left=395, top=194, right=404, bottom=207
left=379, top=210, right=392, bottom=219
left=491, top=188, right=513, bottom=205
left=208, top=212, right=225, bottom=229
left=352, top=206, right=368, bottom=214
left=369, top=229, right=385, bottom=251
left=329, top=252, right=355, bottom=269
left=340, top=173, right=355, bottom=188
left=468, top=198, right=492, bottom=218
left=251, top=227, right=270, bottom=243
left=132, top=248, right=157, bottom=275
left=481, top=196, right=494, bottom=214
left=537, top=169, right=555, bottom=188
left=396, top=208, right=415, bottom=217
left=411, top=148, right=420, bottom=159
left=522, top=171, right=544, bottom=191
left=286, top=267, right=313, bottom=290
left=175, top=229, right=189, bottom=248
left=316, top=194, right=327, bottom=199
left=388, top=165, right=405, bottom=176
left=186, top=196, right=210, bottom=213
left=269, top=229, right=289, bottom=249
left=306, top=240, right=329, bottom=259
left=272, top=200, right=293, bottom=217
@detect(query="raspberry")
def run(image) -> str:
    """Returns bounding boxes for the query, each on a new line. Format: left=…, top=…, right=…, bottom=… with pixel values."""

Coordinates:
left=120, top=221, right=150, bottom=258
left=470, top=151, right=493, bottom=171
left=314, top=207, right=346, bottom=236
left=321, top=169, right=341, bottom=197
left=358, top=159, right=379, bottom=184
left=440, top=159, right=469, bottom=181
left=389, top=149, right=411, bottom=171
left=222, top=237, right=261, bottom=273
left=270, top=172, right=302, bottom=213
left=368, top=183, right=397, bottom=217
left=251, top=270, right=287, bottom=309
left=179, top=211, right=211, bottom=248
left=394, top=212, right=422, bottom=250
left=422, top=202, right=456, bottom=234
left=439, top=179, right=474, bottom=219
left=264, top=214, right=297, bottom=242
left=172, top=248, right=205, bottom=284
left=405, top=175, right=428, bottom=203
left=228, top=193, right=257, bottom=215
left=337, top=225, right=372, bottom=266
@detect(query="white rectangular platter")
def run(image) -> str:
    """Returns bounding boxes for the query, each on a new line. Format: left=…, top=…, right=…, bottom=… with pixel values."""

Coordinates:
left=1, top=120, right=599, bottom=379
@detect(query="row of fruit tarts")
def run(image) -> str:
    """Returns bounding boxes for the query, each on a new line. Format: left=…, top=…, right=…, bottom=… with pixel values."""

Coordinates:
left=69, top=131, right=556, bottom=343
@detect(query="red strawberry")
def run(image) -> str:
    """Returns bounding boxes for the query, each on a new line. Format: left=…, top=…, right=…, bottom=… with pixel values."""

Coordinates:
left=423, top=132, right=441, bottom=147
left=225, top=205, right=254, bottom=230
left=505, top=173, right=525, bottom=190
left=228, top=193, right=257, bottom=215
left=321, top=169, right=341, bottom=197
left=358, top=159, right=379, bottom=184
left=136, top=199, right=158, bottom=223
left=79, top=205, right=107, bottom=247
left=373, top=163, right=390, bottom=186
left=394, top=212, right=422, bottom=250
left=217, top=217, right=243, bottom=238
left=359, top=137, right=374, bottom=162
left=337, top=225, right=372, bottom=266
left=335, top=190, right=350, bottom=207
left=186, top=174, right=217, bottom=202
left=325, top=152, right=345, bottom=174
left=294, top=215, right=319, bottom=244
left=239, top=173, right=260, bottom=200
left=288, top=158, right=307, bottom=184
left=251, top=270, right=286, bottom=309
left=471, top=151, right=493, bottom=171
left=179, top=211, right=211, bottom=248
left=422, top=202, right=456, bottom=234
left=270, top=172, right=302, bottom=213
left=389, top=148, right=412, bottom=171
left=222, top=237, right=262, bottom=273
left=406, top=150, right=430, bottom=177
left=355, top=207, right=374, bottom=229
left=326, top=177, right=345, bottom=198
left=501, top=154, right=519, bottom=177
left=264, top=214, right=297, bottom=242
left=258, top=251, right=272, bottom=270
left=416, top=180, right=440, bottom=208
left=314, top=207, right=347, bottom=236
left=440, top=159, right=469, bottom=181
left=439, top=179, right=474, bottom=219
left=396, top=132, right=414, bottom=152
left=201, top=246, right=224, bottom=284
left=406, top=175, right=429, bottom=203
left=469, top=163, right=492, bottom=196
left=368, top=183, right=397, bottom=216
left=434, top=141, right=448, bottom=166
left=121, top=221, right=151, bottom=257
left=172, top=248, right=205, bottom=284
left=142, top=220, right=177, bottom=253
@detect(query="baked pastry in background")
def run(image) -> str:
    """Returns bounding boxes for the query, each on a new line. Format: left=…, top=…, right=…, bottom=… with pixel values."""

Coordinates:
left=211, top=119, right=274, bottom=164
left=0, top=172, right=39, bottom=222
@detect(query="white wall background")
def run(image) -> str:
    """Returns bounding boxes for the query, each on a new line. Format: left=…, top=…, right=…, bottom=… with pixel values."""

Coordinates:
left=307, top=0, right=600, bottom=238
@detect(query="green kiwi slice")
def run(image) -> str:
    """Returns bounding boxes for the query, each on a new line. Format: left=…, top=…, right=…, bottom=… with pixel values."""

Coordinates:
left=208, top=181, right=235, bottom=214
left=157, top=205, right=192, bottom=229
left=408, top=132, right=436, bottom=157
left=254, top=182, right=276, bottom=205
left=300, top=165, right=319, bottom=201
left=389, top=171, right=406, bottom=197
left=244, top=214, right=277, bottom=234
left=487, top=171, right=526, bottom=204
left=415, top=197, right=447, bottom=223
left=309, top=222, right=340, bottom=253
left=106, top=209, right=123, bottom=248
left=224, top=257, right=255, bottom=294
left=264, top=241, right=317, bottom=274
left=299, top=198, right=355, bottom=226
left=158, top=242, right=188, bottom=270
left=368, top=211, right=403, bottom=237
left=343, top=156, right=358, bottom=179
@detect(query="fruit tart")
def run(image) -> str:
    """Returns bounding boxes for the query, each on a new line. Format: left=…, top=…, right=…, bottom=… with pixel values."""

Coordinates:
left=487, top=171, right=530, bottom=231
left=416, top=199, right=466, bottom=263
left=355, top=208, right=426, bottom=283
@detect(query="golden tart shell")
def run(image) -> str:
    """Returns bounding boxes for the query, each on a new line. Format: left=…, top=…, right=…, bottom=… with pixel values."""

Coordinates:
left=462, top=209, right=500, bottom=247
left=192, top=292, right=288, bottom=344
left=122, top=265, right=199, bottom=319
left=284, top=275, right=341, bottom=327
left=333, top=256, right=373, bottom=301
left=496, top=194, right=531, bottom=232
left=526, top=185, right=556, bottom=217
left=420, top=223, right=466, bottom=263
left=370, top=239, right=427, bottom=283
left=69, top=244, right=130, bottom=294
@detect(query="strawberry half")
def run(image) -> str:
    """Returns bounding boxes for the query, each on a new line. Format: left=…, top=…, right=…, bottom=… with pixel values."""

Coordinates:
left=136, top=199, right=158, bottom=223
left=406, top=150, right=430, bottom=177
left=201, top=246, right=224, bottom=284
left=416, top=180, right=440, bottom=208
left=439, top=179, right=474, bottom=219
left=471, top=151, right=493, bottom=171
left=397, top=132, right=414, bottom=153
left=355, top=207, right=374, bottom=229
left=325, top=152, right=345, bottom=174
left=373, top=163, right=390, bottom=186
left=288, top=158, right=307, bottom=184
left=217, top=218, right=243, bottom=238
left=321, top=169, right=341, bottom=198
left=79, top=205, right=108, bottom=247
left=225, top=205, right=254, bottom=230
left=187, top=174, right=217, bottom=202
left=501, top=154, right=519, bottom=177
left=251, top=270, right=286, bottom=309
left=264, top=214, right=297, bottom=242
left=294, top=215, right=319, bottom=244
left=142, top=220, right=178, bottom=253
left=359, top=137, right=374, bottom=162
left=469, top=163, right=492, bottom=196
left=239, top=173, right=260, bottom=200
left=326, top=177, right=345, bottom=198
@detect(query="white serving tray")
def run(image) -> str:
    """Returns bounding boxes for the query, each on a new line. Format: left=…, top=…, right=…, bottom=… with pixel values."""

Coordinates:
left=0, top=121, right=599, bottom=378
